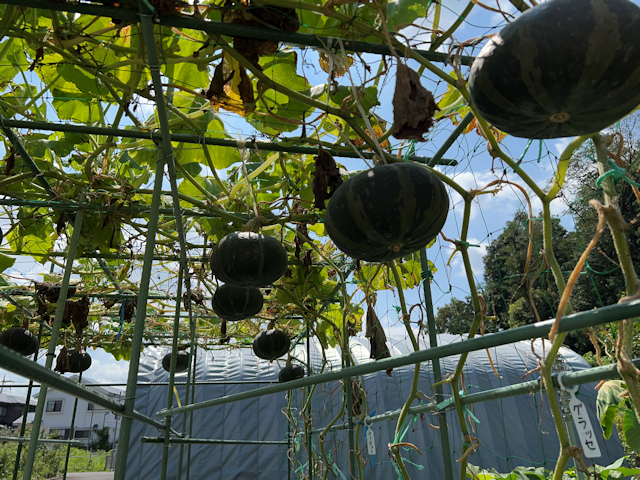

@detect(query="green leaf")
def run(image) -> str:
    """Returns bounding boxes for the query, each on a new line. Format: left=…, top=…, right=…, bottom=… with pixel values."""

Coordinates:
left=596, top=380, right=627, bottom=439
left=386, top=0, right=429, bottom=33
left=623, top=407, right=640, bottom=452
left=0, top=253, right=15, bottom=273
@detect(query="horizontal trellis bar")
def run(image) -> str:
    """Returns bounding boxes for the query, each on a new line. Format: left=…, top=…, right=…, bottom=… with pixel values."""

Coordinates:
left=0, top=344, right=171, bottom=433
left=316, top=358, right=640, bottom=433
left=155, top=299, right=640, bottom=417
left=0, top=436, right=81, bottom=444
left=1, top=119, right=457, bottom=166
left=8, top=380, right=277, bottom=388
left=141, top=437, right=288, bottom=445
left=0, top=0, right=474, bottom=66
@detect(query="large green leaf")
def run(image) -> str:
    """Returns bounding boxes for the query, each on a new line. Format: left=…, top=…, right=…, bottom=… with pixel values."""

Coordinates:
left=386, top=0, right=430, bottom=33
left=623, top=408, right=640, bottom=452
left=596, top=380, right=627, bottom=439
left=0, top=253, right=16, bottom=273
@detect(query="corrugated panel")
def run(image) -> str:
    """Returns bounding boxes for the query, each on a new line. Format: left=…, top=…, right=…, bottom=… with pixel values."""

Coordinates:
left=125, top=336, right=624, bottom=479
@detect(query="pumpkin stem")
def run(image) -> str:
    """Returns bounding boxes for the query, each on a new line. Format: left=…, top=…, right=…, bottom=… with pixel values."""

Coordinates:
left=241, top=218, right=261, bottom=233
left=388, top=242, right=404, bottom=253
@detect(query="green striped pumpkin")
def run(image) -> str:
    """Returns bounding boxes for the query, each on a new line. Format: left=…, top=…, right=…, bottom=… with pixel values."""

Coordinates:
left=324, top=163, right=449, bottom=262
left=252, top=329, right=290, bottom=361
left=469, top=0, right=640, bottom=139
left=0, top=327, right=39, bottom=356
left=210, top=232, right=288, bottom=287
left=211, top=283, right=264, bottom=321
left=162, top=351, right=190, bottom=373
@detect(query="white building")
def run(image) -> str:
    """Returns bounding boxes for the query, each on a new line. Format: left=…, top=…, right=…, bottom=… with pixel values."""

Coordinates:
left=14, top=376, right=123, bottom=448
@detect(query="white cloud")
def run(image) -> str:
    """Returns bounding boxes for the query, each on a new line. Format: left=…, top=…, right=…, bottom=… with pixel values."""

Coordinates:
left=553, top=138, right=572, bottom=157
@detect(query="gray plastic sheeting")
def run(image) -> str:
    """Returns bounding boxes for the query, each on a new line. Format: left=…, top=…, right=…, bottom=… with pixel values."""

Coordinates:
left=125, top=334, right=623, bottom=479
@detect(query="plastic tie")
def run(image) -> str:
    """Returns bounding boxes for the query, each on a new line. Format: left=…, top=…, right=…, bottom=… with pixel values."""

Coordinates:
left=596, top=159, right=640, bottom=189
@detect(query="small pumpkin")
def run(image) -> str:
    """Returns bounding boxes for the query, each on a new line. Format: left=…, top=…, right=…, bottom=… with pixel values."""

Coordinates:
left=278, top=364, right=305, bottom=383
left=162, top=351, right=190, bottom=373
left=211, top=284, right=264, bottom=321
left=0, top=327, right=39, bottom=356
left=469, top=0, right=640, bottom=139
left=67, top=350, right=92, bottom=373
left=210, top=232, right=288, bottom=287
left=252, top=329, right=290, bottom=361
left=324, top=163, right=449, bottom=262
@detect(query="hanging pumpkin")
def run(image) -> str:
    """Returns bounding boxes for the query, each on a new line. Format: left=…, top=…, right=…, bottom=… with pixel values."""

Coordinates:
left=211, top=284, right=264, bottom=321
left=324, top=162, right=449, bottom=262
left=252, top=329, right=290, bottom=361
left=67, top=350, right=92, bottom=373
left=0, top=327, right=39, bottom=356
left=162, top=351, right=190, bottom=373
left=469, top=0, right=640, bottom=139
left=210, top=232, right=288, bottom=287
left=278, top=364, right=305, bottom=383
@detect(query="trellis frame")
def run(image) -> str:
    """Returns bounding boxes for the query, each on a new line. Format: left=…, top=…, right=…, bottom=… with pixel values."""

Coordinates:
left=0, top=1, right=638, bottom=479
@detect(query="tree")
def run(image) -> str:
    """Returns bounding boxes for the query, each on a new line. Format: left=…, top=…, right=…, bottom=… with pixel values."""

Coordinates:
left=91, top=426, right=111, bottom=451
left=435, top=114, right=640, bottom=357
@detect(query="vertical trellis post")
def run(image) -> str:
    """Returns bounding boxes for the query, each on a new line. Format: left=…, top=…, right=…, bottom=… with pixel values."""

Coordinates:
left=420, top=248, right=454, bottom=480
left=62, top=371, right=83, bottom=480
left=12, top=324, right=43, bottom=480
left=22, top=209, right=84, bottom=480
left=160, top=266, right=184, bottom=480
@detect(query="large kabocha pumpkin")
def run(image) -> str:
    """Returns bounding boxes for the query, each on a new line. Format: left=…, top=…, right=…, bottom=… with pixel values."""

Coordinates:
left=0, top=327, right=39, bottom=356
left=67, top=350, right=92, bottom=373
left=210, top=232, right=288, bottom=287
left=162, top=350, right=190, bottom=373
left=211, top=284, right=264, bottom=321
left=324, top=163, right=449, bottom=262
left=252, top=329, right=290, bottom=361
left=469, top=0, right=640, bottom=139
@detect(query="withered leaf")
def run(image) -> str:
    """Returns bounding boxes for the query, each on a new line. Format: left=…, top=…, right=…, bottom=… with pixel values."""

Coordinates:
left=391, top=64, right=439, bottom=141
left=312, top=146, right=343, bottom=210
left=54, top=345, right=70, bottom=374
left=365, top=300, right=392, bottom=375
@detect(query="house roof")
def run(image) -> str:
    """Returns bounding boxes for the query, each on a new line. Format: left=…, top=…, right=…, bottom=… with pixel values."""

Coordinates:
left=0, top=392, right=37, bottom=406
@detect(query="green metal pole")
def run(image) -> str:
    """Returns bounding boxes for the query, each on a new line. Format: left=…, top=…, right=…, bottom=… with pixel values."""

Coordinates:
left=62, top=371, right=83, bottom=480
left=138, top=9, right=198, bottom=480
left=160, top=267, right=184, bottom=480
left=1, top=437, right=82, bottom=444
left=22, top=209, right=84, bottom=480
left=311, top=358, right=640, bottom=434
left=420, top=248, right=454, bottom=480
left=428, top=112, right=474, bottom=167
left=156, top=299, right=640, bottom=417
left=0, top=113, right=57, bottom=199
left=112, top=114, right=168, bottom=480
left=0, top=119, right=457, bottom=166
left=0, top=0, right=475, bottom=65
left=142, top=437, right=289, bottom=445
left=12, top=324, right=43, bottom=480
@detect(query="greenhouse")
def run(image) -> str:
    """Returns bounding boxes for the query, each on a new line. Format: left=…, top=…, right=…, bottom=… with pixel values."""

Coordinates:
left=0, top=0, right=639, bottom=478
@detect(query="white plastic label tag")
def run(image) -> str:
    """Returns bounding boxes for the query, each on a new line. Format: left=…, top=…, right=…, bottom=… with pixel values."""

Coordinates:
left=568, top=395, right=601, bottom=458
left=557, top=371, right=601, bottom=459
left=366, top=427, right=376, bottom=456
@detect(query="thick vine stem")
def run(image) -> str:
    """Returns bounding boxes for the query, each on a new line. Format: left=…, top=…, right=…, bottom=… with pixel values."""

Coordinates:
left=593, top=134, right=640, bottom=421
left=389, top=261, right=420, bottom=479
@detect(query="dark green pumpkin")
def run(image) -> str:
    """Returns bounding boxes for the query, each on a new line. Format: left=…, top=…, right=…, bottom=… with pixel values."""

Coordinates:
left=162, top=351, right=190, bottom=373
left=252, top=329, right=290, bottom=361
left=324, top=163, right=449, bottom=262
left=67, top=350, right=92, bottom=373
left=0, top=327, right=39, bottom=356
left=278, top=364, right=305, bottom=383
left=469, top=0, right=640, bottom=139
left=212, top=284, right=264, bottom=321
left=210, top=232, right=288, bottom=287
